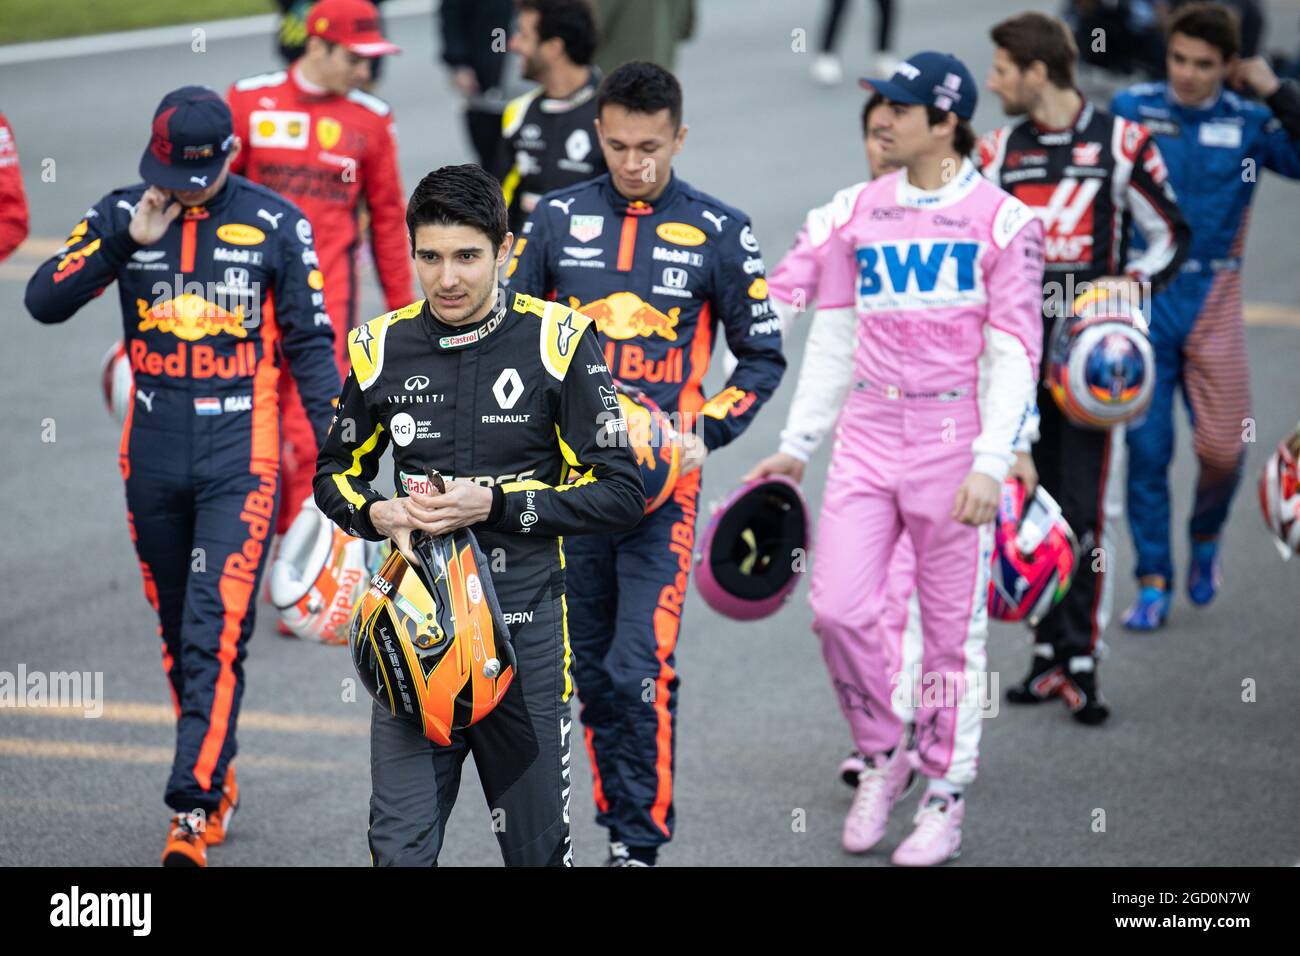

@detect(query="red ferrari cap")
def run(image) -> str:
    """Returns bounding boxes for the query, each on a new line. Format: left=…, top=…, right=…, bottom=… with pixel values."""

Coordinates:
left=306, top=0, right=401, bottom=57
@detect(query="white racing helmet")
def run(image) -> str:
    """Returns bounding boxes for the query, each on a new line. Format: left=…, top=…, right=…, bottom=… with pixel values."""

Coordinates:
left=268, top=497, right=381, bottom=644
left=100, top=340, right=133, bottom=424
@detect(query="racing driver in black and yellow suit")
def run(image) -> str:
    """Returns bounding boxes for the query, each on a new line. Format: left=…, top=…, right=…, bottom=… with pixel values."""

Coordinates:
left=314, top=163, right=643, bottom=866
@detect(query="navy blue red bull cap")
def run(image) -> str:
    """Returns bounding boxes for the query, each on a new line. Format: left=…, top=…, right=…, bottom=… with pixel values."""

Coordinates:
left=138, top=86, right=235, bottom=192
left=860, top=51, right=978, bottom=120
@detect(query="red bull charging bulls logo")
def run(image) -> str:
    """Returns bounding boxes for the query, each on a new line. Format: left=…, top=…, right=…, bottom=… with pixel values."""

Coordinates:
left=571, top=291, right=679, bottom=341
left=571, top=292, right=684, bottom=385
left=136, top=293, right=249, bottom=341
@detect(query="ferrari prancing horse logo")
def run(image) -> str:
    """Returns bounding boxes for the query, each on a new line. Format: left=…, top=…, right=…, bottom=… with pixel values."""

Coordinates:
left=317, top=117, right=342, bottom=151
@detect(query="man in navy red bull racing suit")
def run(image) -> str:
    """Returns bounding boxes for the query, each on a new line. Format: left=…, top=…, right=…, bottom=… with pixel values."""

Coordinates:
left=505, top=62, right=786, bottom=865
left=24, top=87, right=339, bottom=866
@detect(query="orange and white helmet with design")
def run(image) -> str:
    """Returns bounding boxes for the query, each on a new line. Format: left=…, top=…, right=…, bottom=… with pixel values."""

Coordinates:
left=269, top=498, right=377, bottom=644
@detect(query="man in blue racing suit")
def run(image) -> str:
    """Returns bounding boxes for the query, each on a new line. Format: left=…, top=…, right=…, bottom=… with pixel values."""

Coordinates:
left=1112, top=3, right=1300, bottom=628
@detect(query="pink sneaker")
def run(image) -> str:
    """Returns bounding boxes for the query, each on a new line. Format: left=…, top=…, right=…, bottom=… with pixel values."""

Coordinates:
left=891, top=791, right=964, bottom=866
left=842, top=749, right=915, bottom=853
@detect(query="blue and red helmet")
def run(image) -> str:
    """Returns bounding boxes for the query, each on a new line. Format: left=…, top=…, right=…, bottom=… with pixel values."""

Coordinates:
left=1048, top=287, right=1155, bottom=429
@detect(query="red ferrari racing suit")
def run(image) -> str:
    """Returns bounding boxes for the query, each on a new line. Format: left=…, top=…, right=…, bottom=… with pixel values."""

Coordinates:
left=0, top=111, right=30, bottom=262
left=228, top=66, right=413, bottom=530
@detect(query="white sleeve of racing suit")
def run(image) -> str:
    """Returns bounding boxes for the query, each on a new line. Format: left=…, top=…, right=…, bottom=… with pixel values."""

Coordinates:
left=1015, top=404, right=1040, bottom=453
left=978, top=357, right=1039, bottom=454
left=974, top=327, right=1038, bottom=480
left=778, top=305, right=856, bottom=462
left=972, top=196, right=1046, bottom=482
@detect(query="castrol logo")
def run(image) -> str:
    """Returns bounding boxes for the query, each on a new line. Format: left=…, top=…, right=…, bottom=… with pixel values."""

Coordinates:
left=401, top=471, right=437, bottom=495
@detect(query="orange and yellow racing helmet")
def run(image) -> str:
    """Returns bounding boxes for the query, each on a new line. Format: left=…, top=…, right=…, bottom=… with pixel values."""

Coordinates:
left=348, top=480, right=515, bottom=744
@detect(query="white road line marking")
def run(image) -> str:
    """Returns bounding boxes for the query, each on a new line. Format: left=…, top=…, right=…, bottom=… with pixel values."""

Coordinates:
left=3, top=700, right=368, bottom=736
left=0, top=736, right=359, bottom=772
left=0, top=796, right=133, bottom=813
left=7, top=238, right=65, bottom=257
left=1244, top=303, right=1300, bottom=328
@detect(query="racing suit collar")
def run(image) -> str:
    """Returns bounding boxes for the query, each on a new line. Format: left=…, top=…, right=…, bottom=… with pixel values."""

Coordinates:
left=183, top=176, right=237, bottom=215
left=422, top=286, right=511, bottom=350
left=1166, top=84, right=1222, bottom=112
left=895, top=157, right=980, bottom=209
left=599, top=170, right=682, bottom=215
left=540, top=66, right=601, bottom=110
left=1030, top=95, right=1093, bottom=139
left=289, top=63, right=333, bottom=99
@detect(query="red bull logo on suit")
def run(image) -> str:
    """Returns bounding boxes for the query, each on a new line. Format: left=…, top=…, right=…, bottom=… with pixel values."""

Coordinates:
left=571, top=291, right=685, bottom=385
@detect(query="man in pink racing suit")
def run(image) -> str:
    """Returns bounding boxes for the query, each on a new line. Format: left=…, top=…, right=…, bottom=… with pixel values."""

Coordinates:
left=756, top=89, right=1040, bottom=794
left=751, top=52, right=1044, bottom=865
left=756, top=96, right=926, bottom=787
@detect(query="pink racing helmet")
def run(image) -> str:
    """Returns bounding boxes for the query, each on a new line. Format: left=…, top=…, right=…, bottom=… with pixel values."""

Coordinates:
left=988, top=478, right=1079, bottom=627
left=694, top=474, right=809, bottom=621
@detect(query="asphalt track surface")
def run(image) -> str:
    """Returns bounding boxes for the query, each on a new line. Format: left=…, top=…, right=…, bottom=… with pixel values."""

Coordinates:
left=1, top=0, right=1298, bottom=867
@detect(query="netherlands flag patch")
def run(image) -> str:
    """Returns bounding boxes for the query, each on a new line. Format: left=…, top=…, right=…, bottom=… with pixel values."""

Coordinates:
left=194, top=397, right=222, bottom=416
